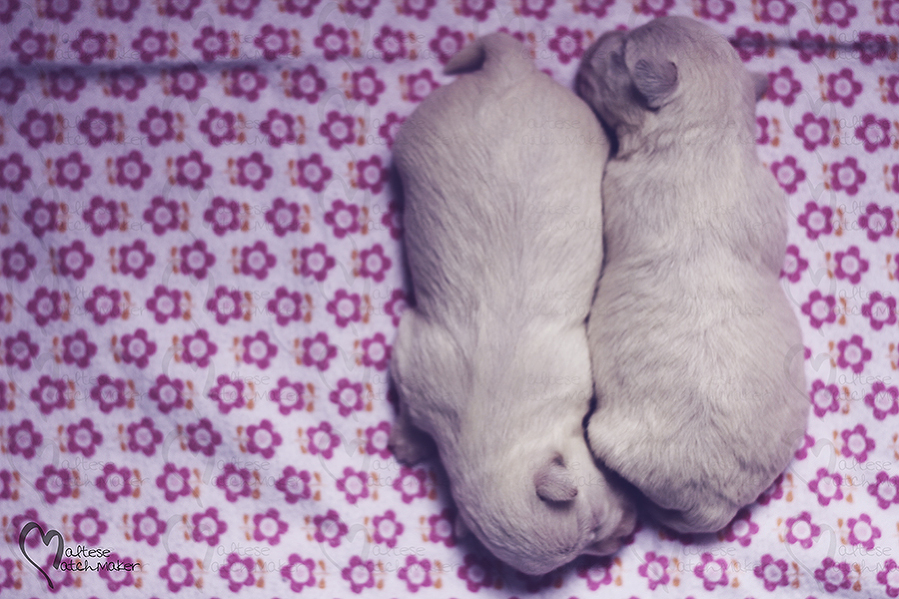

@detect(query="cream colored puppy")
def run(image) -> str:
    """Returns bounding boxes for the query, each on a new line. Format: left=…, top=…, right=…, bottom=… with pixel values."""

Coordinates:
left=576, top=17, right=809, bottom=533
left=389, top=33, right=635, bottom=575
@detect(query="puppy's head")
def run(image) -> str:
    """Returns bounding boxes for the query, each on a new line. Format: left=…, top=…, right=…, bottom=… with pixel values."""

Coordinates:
left=577, top=17, right=766, bottom=137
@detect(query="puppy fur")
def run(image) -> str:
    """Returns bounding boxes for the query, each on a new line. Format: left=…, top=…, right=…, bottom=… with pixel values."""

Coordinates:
left=389, top=32, right=635, bottom=575
left=576, top=17, right=809, bottom=533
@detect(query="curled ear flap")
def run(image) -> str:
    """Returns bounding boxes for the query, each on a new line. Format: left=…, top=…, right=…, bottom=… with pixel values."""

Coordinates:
left=752, top=72, right=769, bottom=101
left=632, top=58, right=678, bottom=109
left=535, top=461, right=578, bottom=502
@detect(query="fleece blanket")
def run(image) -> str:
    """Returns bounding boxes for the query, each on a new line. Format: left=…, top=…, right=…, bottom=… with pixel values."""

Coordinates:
left=0, top=0, right=897, bottom=597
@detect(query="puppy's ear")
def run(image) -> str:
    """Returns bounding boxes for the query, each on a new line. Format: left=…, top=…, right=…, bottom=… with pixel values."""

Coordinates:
left=632, top=59, right=678, bottom=109
left=535, top=460, right=578, bottom=502
left=751, top=72, right=768, bottom=101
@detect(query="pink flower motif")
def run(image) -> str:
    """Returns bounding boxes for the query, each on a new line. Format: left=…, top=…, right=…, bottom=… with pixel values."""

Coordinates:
left=297, top=153, right=332, bottom=192
left=203, top=197, right=240, bottom=235
left=456, top=0, right=491, bottom=19
left=209, top=375, right=246, bottom=414
left=826, top=68, right=862, bottom=107
left=324, top=199, right=361, bottom=238
left=72, top=28, right=108, bottom=64
left=820, top=0, right=856, bottom=27
left=373, top=26, right=406, bottom=63
left=810, top=379, right=840, bottom=417
left=398, top=555, right=434, bottom=592
left=753, top=553, right=788, bottom=591
left=240, top=241, right=276, bottom=279
left=836, top=335, right=872, bottom=374
left=260, top=109, right=297, bottom=147
left=327, top=290, right=361, bottom=328
left=833, top=245, right=867, bottom=284
left=267, top=287, right=304, bottom=326
left=62, top=329, right=97, bottom=369
left=732, top=26, right=766, bottom=62
left=830, top=156, right=866, bottom=196
left=78, top=107, right=116, bottom=147
left=696, top=0, right=734, bottom=22
left=10, top=30, right=48, bottom=64
left=549, top=26, right=585, bottom=64
left=186, top=418, right=222, bottom=455
left=179, top=239, right=216, bottom=279
left=133, top=506, right=166, bottom=546
left=206, top=285, right=243, bottom=324
left=372, top=509, right=404, bottom=547
left=223, top=0, right=260, bottom=18
left=794, top=433, right=814, bottom=460
left=809, top=468, right=843, bottom=506
left=254, top=24, right=290, bottom=60
left=406, top=68, right=439, bottom=102
left=121, top=328, right=157, bottom=368
left=377, top=113, right=405, bottom=149
left=182, top=329, right=217, bottom=368
left=18, top=110, right=55, bottom=148
left=865, top=381, right=899, bottom=420
left=385, top=289, right=407, bottom=327
left=271, top=378, right=306, bottom=415
left=276, top=466, right=311, bottom=503
left=693, top=552, right=728, bottom=590
left=356, top=155, right=387, bottom=194
left=365, top=421, right=392, bottom=458
left=252, top=508, right=288, bottom=545
left=158, top=553, right=195, bottom=593
left=138, top=106, right=175, bottom=146
left=55, top=151, right=91, bottom=191
left=313, top=509, right=347, bottom=546
left=858, top=203, right=894, bottom=241
left=107, top=67, right=147, bottom=101
left=0, top=68, right=25, bottom=106
left=351, top=66, right=385, bottom=106
left=794, top=112, right=830, bottom=151
left=868, top=471, right=899, bottom=509
left=878, top=559, right=899, bottom=597
left=4, top=330, right=38, bottom=370
left=329, top=378, right=364, bottom=417
left=242, top=331, right=277, bottom=369
left=358, top=244, right=392, bottom=282
left=457, top=553, right=500, bottom=592
left=282, top=553, right=316, bottom=591
left=771, top=155, right=806, bottom=194
left=193, top=26, right=229, bottom=61
left=35, top=465, right=73, bottom=504
left=399, top=0, right=434, bottom=18
left=119, top=238, right=156, bottom=279
left=72, top=507, right=107, bottom=545
left=67, top=418, right=102, bottom=457
left=132, top=27, right=168, bottom=62
left=855, top=113, right=891, bottom=153
left=90, top=374, right=127, bottom=412
left=393, top=465, right=428, bottom=503
left=199, top=107, right=237, bottom=147
left=290, top=64, right=327, bottom=102
left=143, top=196, right=179, bottom=236
left=758, top=0, right=795, bottom=23
left=362, top=332, right=391, bottom=370
left=147, top=286, right=182, bottom=324
left=320, top=111, right=356, bottom=150
left=814, top=557, right=851, bottom=593
left=45, top=0, right=80, bottom=22
left=48, top=68, right=87, bottom=102
left=264, top=197, right=300, bottom=236
left=103, top=0, right=139, bottom=21
left=236, top=151, right=272, bottom=190
left=175, top=149, right=212, bottom=190
left=82, top=195, right=119, bottom=236
left=0, top=153, right=31, bottom=194
left=756, top=115, right=770, bottom=144
left=229, top=66, right=267, bottom=101
left=0, top=0, right=19, bottom=21
left=96, top=463, right=134, bottom=502
left=7, top=419, right=43, bottom=458
left=216, top=464, right=253, bottom=502
left=191, top=507, right=227, bottom=545
left=846, top=513, right=881, bottom=550
left=315, top=23, right=351, bottom=61
left=247, top=419, right=283, bottom=459
left=300, top=243, right=336, bottom=281
left=57, top=239, right=94, bottom=279
left=721, top=508, right=758, bottom=546
left=27, top=286, right=62, bottom=327
left=345, top=0, right=379, bottom=17
left=169, top=65, right=206, bottom=100
left=115, top=150, right=152, bottom=190
left=307, top=421, right=340, bottom=459
left=148, top=374, right=186, bottom=414
left=285, top=0, right=321, bottom=16
left=23, top=198, right=58, bottom=239
left=638, top=551, right=670, bottom=590
left=336, top=467, right=370, bottom=504
left=801, top=290, right=836, bottom=328
left=342, top=555, right=375, bottom=594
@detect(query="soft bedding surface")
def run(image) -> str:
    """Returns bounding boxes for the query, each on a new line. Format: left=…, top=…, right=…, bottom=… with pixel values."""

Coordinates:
left=1, top=0, right=898, bottom=597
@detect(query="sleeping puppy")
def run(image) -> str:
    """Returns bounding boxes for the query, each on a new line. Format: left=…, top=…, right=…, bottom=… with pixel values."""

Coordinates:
left=389, top=32, right=635, bottom=575
left=576, top=16, right=809, bottom=533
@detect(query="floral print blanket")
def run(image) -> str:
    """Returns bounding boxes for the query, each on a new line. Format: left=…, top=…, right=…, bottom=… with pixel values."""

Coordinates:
left=1, top=0, right=898, bottom=597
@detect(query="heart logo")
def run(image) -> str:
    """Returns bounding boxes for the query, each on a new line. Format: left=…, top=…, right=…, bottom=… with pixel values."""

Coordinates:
left=18, top=521, right=64, bottom=589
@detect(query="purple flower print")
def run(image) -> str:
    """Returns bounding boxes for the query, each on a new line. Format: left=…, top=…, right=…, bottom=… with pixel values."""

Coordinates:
left=302, top=332, right=338, bottom=371
left=138, top=106, right=175, bottom=146
left=887, top=75, right=899, bottom=105
left=175, top=150, right=212, bottom=190
left=103, top=0, right=139, bottom=21
left=771, top=155, right=806, bottom=193
left=90, top=374, right=127, bottom=412
left=209, top=375, right=246, bottom=414
left=810, top=379, right=840, bottom=417
left=36, top=465, right=73, bottom=505
left=758, top=0, right=795, bottom=23
left=206, top=285, right=243, bottom=324
left=72, top=29, right=108, bottom=64
left=314, top=23, right=351, bottom=61
left=830, top=157, right=866, bottom=195
left=120, top=327, right=157, bottom=368
left=260, top=109, right=296, bottom=147
left=168, top=65, right=206, bottom=100
left=693, top=552, right=728, bottom=591
left=236, top=152, right=272, bottom=190
left=833, top=246, right=868, bottom=284
left=307, top=421, right=340, bottom=459
left=253, top=508, right=288, bottom=544
left=7, top=419, right=42, bottom=459
left=282, top=554, right=316, bottom=592
left=299, top=243, right=336, bottom=281
left=179, top=239, right=215, bottom=279
left=45, top=0, right=79, bottom=22
left=26, top=286, right=63, bottom=326
left=882, top=0, right=899, bottom=24
left=85, top=285, right=122, bottom=324
left=290, top=65, right=327, bottom=102
left=19, top=110, right=55, bottom=149
left=517, top=0, right=554, bottom=19
left=10, top=30, right=47, bottom=64
left=578, top=557, right=614, bottom=590
left=378, top=112, right=405, bottom=148
left=78, top=107, right=115, bottom=147
left=330, top=379, right=364, bottom=417
left=254, top=24, right=290, bottom=61
left=57, top=239, right=94, bottom=279
left=820, top=0, right=856, bottom=27
left=313, top=509, right=347, bottom=547
left=284, top=0, right=321, bottom=16
left=199, top=108, right=237, bottom=147
left=82, top=196, right=120, bottom=236
left=191, top=507, right=227, bottom=545
left=766, top=66, right=801, bottom=105
left=406, top=68, right=439, bottom=102
left=320, top=111, right=356, bottom=150
left=385, top=289, right=407, bottom=327
left=809, top=468, right=843, bottom=506
left=857, top=34, right=891, bottom=65
left=865, top=382, right=899, bottom=420
left=297, top=153, right=332, bottom=192
left=846, top=513, right=881, bottom=550
left=107, top=67, right=147, bottom=101
left=62, top=329, right=97, bottom=368
left=458, top=553, right=500, bottom=592
left=224, top=0, right=260, bottom=18
left=67, top=418, right=102, bottom=457
left=794, top=112, right=830, bottom=151
left=182, top=329, right=217, bottom=368
left=858, top=203, right=894, bottom=241
left=48, top=68, right=87, bottom=102
left=638, top=552, right=670, bottom=590
left=13, top=511, right=51, bottom=549
left=72, top=508, right=107, bottom=545
left=186, top=418, right=222, bottom=456
left=127, top=417, right=163, bottom=456
left=204, top=196, right=240, bottom=235
left=362, top=333, right=391, bottom=370
left=827, top=68, right=862, bottom=107
left=55, top=152, right=91, bottom=191
left=143, top=196, right=180, bottom=236
left=325, top=199, right=360, bottom=238
left=4, top=330, right=38, bottom=370
left=30, top=376, right=66, bottom=414
left=399, top=555, right=434, bottom=592
left=2, top=241, right=35, bottom=282
left=836, top=335, right=871, bottom=374
left=276, top=466, right=311, bottom=503
left=374, top=26, right=406, bottom=62
left=146, top=285, right=182, bottom=324
left=158, top=553, right=194, bottom=593
left=240, top=240, right=276, bottom=279
left=342, top=555, right=375, bottom=594
left=399, top=0, right=434, bottom=18
left=132, top=27, right=168, bottom=63
left=732, top=26, right=765, bottom=62
left=344, top=0, right=379, bottom=17
left=754, top=554, right=788, bottom=591
left=267, top=287, right=304, bottom=326
left=801, top=290, right=836, bottom=329
left=840, top=424, right=875, bottom=462
left=855, top=114, right=891, bottom=153
left=242, top=331, right=277, bottom=369
left=549, top=26, right=586, bottom=64
left=193, top=26, right=229, bottom=61
left=229, top=66, right=267, bottom=101
left=216, top=464, right=253, bottom=502
left=96, top=463, right=134, bottom=503
left=0, top=68, right=25, bottom=106
left=393, top=465, right=428, bottom=503
left=264, top=197, right=300, bottom=236
left=862, top=292, right=898, bottom=331
left=879, top=559, right=899, bottom=597
left=270, top=378, right=305, bottom=415
left=814, top=558, right=851, bottom=593
left=699, top=0, right=735, bottom=18
left=246, top=419, right=282, bottom=459
left=133, top=507, right=166, bottom=546
left=327, top=289, right=361, bottom=328
left=24, top=198, right=59, bottom=238
left=359, top=244, right=392, bottom=282
left=0, top=152, right=31, bottom=192
left=156, top=462, right=191, bottom=502
left=372, top=509, right=404, bottom=547
left=867, top=471, right=899, bottom=510
left=365, top=421, right=392, bottom=458
left=115, top=150, right=152, bottom=190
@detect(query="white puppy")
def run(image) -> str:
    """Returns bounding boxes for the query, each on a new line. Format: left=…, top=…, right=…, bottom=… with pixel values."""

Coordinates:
left=576, top=17, right=809, bottom=533
left=389, top=33, right=635, bottom=575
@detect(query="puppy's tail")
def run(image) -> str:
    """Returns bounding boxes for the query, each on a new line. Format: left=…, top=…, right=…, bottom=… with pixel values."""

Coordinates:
left=444, top=32, right=533, bottom=78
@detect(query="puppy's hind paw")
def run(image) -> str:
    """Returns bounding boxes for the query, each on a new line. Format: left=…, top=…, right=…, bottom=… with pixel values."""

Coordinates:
left=388, top=422, right=436, bottom=464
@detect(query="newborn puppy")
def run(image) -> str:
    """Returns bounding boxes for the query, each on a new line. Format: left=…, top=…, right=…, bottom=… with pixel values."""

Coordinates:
left=576, top=17, right=809, bottom=533
left=389, top=32, right=635, bottom=575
